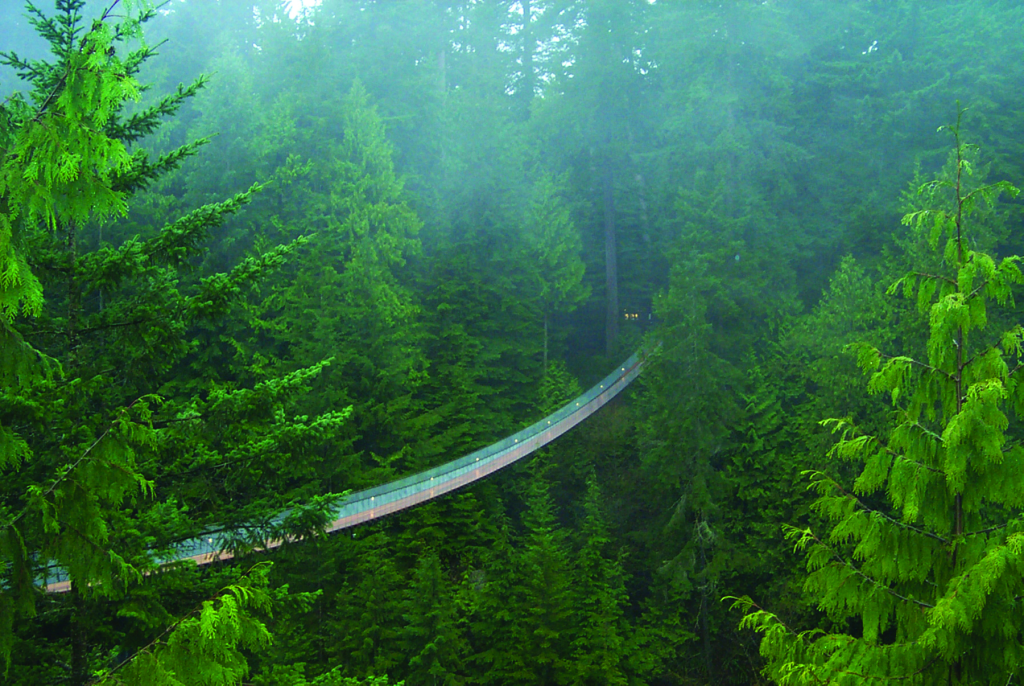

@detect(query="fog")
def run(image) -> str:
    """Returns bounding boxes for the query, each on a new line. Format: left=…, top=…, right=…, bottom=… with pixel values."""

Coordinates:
left=3, top=2, right=1024, bottom=684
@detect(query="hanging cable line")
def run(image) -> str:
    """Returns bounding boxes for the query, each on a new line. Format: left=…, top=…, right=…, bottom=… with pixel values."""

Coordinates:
left=44, top=349, right=653, bottom=592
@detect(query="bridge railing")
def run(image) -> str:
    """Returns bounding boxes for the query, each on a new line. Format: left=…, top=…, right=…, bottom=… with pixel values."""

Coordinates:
left=44, top=349, right=652, bottom=591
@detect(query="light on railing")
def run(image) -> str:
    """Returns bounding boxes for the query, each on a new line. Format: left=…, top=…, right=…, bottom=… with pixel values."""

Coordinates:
left=601, top=384, right=604, bottom=388
left=371, top=496, right=374, bottom=500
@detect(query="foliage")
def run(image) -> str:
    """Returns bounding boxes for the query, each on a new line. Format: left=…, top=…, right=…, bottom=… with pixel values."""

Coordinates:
left=0, top=2, right=346, bottom=683
left=8, top=1, right=1024, bottom=684
left=96, top=564, right=275, bottom=686
left=569, top=474, right=630, bottom=686
left=733, top=112, right=1024, bottom=684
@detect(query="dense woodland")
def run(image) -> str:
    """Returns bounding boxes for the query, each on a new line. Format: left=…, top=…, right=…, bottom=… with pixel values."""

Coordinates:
left=3, top=0, right=1024, bottom=684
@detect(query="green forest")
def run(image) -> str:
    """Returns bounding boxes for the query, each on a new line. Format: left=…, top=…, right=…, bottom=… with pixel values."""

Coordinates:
left=3, top=0, right=1024, bottom=684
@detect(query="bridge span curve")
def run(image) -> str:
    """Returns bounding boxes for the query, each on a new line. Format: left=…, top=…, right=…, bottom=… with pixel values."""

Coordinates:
left=44, top=349, right=652, bottom=592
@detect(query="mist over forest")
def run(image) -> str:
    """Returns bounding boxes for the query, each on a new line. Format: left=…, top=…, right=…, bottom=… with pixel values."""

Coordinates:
left=3, top=1, right=1024, bottom=684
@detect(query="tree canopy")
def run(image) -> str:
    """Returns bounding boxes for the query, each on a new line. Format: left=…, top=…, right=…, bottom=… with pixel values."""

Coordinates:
left=3, top=1, right=1024, bottom=684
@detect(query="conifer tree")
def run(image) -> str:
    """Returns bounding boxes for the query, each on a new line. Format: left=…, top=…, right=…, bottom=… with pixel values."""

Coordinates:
left=522, top=172, right=588, bottom=370
left=0, top=2, right=347, bottom=682
left=473, top=477, right=572, bottom=686
left=328, top=532, right=406, bottom=681
left=399, top=551, right=466, bottom=686
left=268, top=79, right=424, bottom=463
left=569, top=474, right=629, bottom=686
left=468, top=516, right=521, bottom=685
left=520, top=481, right=573, bottom=685
left=733, top=112, right=1024, bottom=684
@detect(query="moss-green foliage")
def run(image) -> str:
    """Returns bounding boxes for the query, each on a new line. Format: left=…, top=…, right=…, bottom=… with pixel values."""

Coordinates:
left=8, top=1, right=1024, bottom=684
left=0, top=2, right=348, bottom=683
left=569, top=474, right=630, bottom=686
left=399, top=552, right=465, bottom=686
left=0, top=2, right=139, bottom=322
left=96, top=565, right=275, bottom=686
left=262, top=80, right=425, bottom=468
left=734, top=113, right=1024, bottom=684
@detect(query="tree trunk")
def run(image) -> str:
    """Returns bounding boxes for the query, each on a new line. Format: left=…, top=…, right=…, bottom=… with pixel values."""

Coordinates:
left=437, top=47, right=446, bottom=95
left=699, top=537, right=714, bottom=683
left=70, top=584, right=88, bottom=686
left=519, top=0, right=534, bottom=120
left=67, top=219, right=87, bottom=686
left=603, top=167, right=619, bottom=355
left=66, top=220, right=80, bottom=368
left=543, top=311, right=549, bottom=371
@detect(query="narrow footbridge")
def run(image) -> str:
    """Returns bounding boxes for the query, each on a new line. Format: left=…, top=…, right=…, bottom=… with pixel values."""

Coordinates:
left=45, top=350, right=651, bottom=592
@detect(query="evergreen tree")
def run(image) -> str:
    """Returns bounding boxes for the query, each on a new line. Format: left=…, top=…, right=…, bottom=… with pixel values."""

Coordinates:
left=734, top=113, right=1024, bottom=684
left=569, top=474, right=629, bottom=686
left=268, top=79, right=424, bottom=464
left=476, top=477, right=573, bottom=686
left=399, top=551, right=466, bottom=686
left=327, top=531, right=406, bottom=682
left=522, top=172, right=588, bottom=370
left=0, top=2, right=344, bottom=682
left=536, top=0, right=651, bottom=356
left=467, top=516, right=521, bottom=685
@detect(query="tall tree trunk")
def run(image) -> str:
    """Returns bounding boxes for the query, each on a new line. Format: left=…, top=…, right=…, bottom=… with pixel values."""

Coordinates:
left=70, top=584, right=88, bottom=686
left=67, top=222, right=87, bottom=686
left=66, top=220, right=80, bottom=367
left=437, top=47, right=446, bottom=95
left=699, top=536, right=714, bottom=683
left=518, top=0, right=534, bottom=120
left=603, top=167, right=619, bottom=355
left=543, top=311, right=549, bottom=370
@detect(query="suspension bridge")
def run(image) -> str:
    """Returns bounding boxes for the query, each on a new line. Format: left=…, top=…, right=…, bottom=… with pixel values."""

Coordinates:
left=44, top=349, right=652, bottom=592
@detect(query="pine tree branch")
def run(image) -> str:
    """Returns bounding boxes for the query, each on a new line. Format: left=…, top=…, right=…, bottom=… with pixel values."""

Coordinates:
left=902, top=420, right=944, bottom=444
left=105, top=76, right=207, bottom=145
left=878, top=352, right=954, bottom=381
left=857, top=499, right=949, bottom=546
left=25, top=65, right=69, bottom=126
left=967, top=280, right=989, bottom=301
left=54, top=514, right=117, bottom=558
left=964, top=521, right=1014, bottom=538
left=26, top=318, right=159, bottom=337
left=6, top=393, right=148, bottom=533
left=909, top=271, right=957, bottom=286
left=6, top=427, right=112, bottom=531
left=836, top=656, right=940, bottom=682
left=882, top=445, right=943, bottom=475
left=831, top=421, right=943, bottom=475
left=112, top=137, right=209, bottom=192
left=83, top=567, right=267, bottom=686
left=731, top=598, right=833, bottom=684
left=809, top=529, right=936, bottom=609
left=826, top=478, right=949, bottom=545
